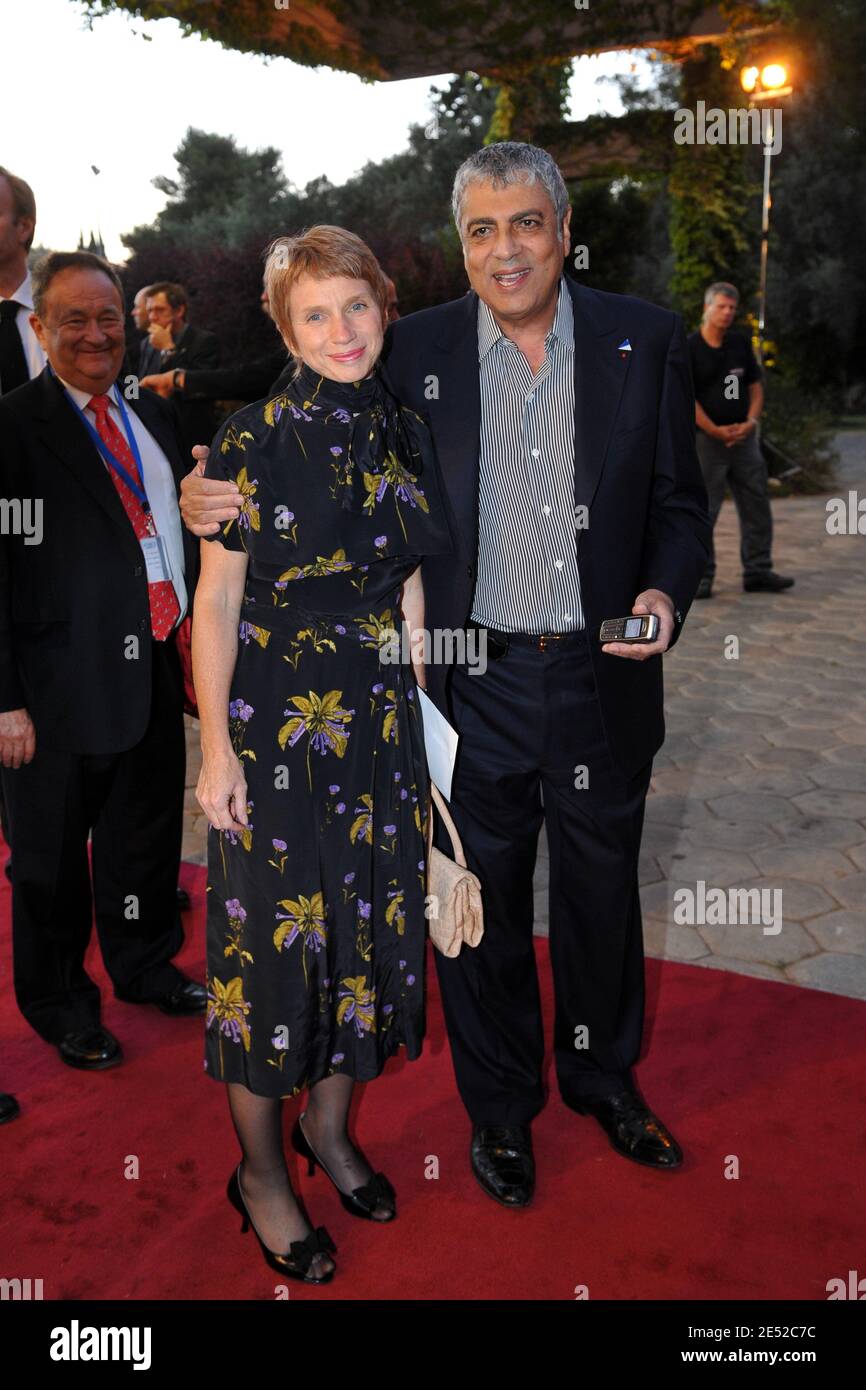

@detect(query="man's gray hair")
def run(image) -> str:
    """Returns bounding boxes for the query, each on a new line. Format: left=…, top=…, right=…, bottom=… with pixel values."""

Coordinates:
left=704, top=281, right=739, bottom=306
left=451, top=142, right=570, bottom=241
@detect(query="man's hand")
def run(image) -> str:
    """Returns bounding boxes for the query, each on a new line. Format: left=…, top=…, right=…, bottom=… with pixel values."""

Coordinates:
left=724, top=419, right=757, bottom=447
left=147, top=323, right=174, bottom=352
left=180, top=444, right=242, bottom=536
left=0, top=708, right=36, bottom=767
left=600, top=590, right=675, bottom=661
left=712, top=422, right=739, bottom=445
left=140, top=371, right=175, bottom=398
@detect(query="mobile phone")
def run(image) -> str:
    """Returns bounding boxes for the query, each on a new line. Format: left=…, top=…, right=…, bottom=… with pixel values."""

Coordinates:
left=599, top=614, right=659, bottom=643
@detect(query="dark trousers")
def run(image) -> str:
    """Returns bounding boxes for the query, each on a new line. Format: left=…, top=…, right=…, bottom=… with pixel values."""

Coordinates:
left=1, top=638, right=187, bottom=1043
left=696, top=428, right=773, bottom=581
left=432, top=628, right=652, bottom=1126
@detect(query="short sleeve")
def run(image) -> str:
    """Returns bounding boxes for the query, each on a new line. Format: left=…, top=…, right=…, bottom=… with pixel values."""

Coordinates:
left=201, top=415, right=249, bottom=553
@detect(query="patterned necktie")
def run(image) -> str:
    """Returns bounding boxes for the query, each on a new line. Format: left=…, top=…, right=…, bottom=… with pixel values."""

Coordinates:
left=88, top=393, right=180, bottom=641
left=0, top=299, right=30, bottom=394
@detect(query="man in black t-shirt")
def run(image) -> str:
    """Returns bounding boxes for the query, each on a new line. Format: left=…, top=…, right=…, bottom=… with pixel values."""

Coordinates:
left=687, top=281, right=793, bottom=597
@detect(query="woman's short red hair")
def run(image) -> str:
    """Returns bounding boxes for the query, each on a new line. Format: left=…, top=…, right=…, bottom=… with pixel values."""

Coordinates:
left=263, top=225, right=388, bottom=349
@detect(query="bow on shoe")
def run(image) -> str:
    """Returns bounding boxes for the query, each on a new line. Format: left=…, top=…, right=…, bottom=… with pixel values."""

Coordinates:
left=352, top=1170, right=396, bottom=1212
left=287, top=1225, right=337, bottom=1273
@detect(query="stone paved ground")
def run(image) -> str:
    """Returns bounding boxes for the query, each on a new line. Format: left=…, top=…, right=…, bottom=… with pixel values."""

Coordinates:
left=183, top=430, right=866, bottom=1000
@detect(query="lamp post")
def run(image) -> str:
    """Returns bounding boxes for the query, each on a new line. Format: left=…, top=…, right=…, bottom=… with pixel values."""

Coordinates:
left=740, top=62, right=793, bottom=365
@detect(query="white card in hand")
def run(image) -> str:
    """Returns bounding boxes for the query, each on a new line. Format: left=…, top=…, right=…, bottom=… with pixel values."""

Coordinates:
left=417, top=687, right=459, bottom=801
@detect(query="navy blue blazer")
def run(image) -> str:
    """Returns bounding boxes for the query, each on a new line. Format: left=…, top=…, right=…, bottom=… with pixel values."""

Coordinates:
left=380, top=275, right=712, bottom=781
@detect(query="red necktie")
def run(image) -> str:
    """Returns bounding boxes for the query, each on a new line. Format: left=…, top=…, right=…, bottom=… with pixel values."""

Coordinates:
left=88, top=394, right=180, bottom=641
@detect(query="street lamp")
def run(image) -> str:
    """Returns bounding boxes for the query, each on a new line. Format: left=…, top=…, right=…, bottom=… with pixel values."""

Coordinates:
left=740, top=61, right=793, bottom=364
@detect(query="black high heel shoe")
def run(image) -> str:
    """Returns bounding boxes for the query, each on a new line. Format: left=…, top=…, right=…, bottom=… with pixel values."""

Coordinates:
left=226, top=1164, right=337, bottom=1283
left=291, top=1114, right=397, bottom=1222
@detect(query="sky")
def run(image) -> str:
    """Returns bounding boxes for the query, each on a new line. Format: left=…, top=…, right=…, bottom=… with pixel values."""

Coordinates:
left=2, top=0, right=657, bottom=263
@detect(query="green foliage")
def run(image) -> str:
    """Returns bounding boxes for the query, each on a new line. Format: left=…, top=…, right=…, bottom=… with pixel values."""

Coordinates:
left=484, top=60, right=572, bottom=144
left=759, top=363, right=839, bottom=492
left=668, top=46, right=758, bottom=321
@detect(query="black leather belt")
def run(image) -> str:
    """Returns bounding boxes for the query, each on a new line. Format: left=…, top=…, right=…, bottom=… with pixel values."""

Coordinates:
left=466, top=622, right=583, bottom=660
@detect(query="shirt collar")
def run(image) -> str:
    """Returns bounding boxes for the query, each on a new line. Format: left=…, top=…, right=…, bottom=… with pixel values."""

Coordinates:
left=477, top=276, right=573, bottom=360
left=55, top=371, right=121, bottom=414
left=1, top=268, right=33, bottom=310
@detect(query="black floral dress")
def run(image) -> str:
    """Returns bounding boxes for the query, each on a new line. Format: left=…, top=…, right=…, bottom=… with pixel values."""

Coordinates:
left=200, top=363, right=453, bottom=1097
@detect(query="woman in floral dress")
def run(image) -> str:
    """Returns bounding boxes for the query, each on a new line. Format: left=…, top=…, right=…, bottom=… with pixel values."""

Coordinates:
left=192, top=227, right=452, bottom=1282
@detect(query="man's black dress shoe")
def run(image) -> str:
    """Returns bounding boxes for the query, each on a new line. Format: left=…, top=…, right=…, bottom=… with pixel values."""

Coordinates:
left=151, top=977, right=207, bottom=1015
left=569, top=1091, right=683, bottom=1169
left=58, top=1027, right=123, bottom=1071
left=116, top=975, right=207, bottom=1015
left=0, top=1091, right=21, bottom=1123
left=743, top=571, right=794, bottom=592
left=471, top=1124, right=535, bottom=1207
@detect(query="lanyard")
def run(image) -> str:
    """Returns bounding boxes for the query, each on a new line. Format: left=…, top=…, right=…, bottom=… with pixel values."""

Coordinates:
left=50, top=363, right=152, bottom=514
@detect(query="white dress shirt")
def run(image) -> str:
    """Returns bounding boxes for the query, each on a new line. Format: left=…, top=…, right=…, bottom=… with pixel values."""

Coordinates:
left=1, top=268, right=47, bottom=384
left=56, top=373, right=188, bottom=624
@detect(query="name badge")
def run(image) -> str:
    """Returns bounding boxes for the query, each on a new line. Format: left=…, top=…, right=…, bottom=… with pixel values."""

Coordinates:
left=141, top=533, right=173, bottom=583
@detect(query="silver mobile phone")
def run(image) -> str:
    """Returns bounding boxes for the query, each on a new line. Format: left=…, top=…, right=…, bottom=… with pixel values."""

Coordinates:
left=599, top=614, right=659, bottom=643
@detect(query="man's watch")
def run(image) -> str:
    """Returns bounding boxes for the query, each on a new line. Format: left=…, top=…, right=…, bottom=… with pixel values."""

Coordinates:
left=173, top=368, right=183, bottom=392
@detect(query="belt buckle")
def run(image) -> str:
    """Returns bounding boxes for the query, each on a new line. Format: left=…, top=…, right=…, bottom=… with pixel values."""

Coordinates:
left=537, top=632, right=563, bottom=651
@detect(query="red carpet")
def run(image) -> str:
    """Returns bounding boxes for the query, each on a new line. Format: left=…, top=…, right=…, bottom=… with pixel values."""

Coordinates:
left=1, top=857, right=863, bottom=1301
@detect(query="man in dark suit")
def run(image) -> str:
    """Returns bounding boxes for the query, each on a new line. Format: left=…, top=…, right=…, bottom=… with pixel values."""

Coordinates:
left=0, top=251, right=206, bottom=1077
left=177, top=143, right=711, bottom=1208
left=141, top=280, right=290, bottom=406
left=138, top=280, right=220, bottom=457
left=0, top=163, right=44, bottom=1125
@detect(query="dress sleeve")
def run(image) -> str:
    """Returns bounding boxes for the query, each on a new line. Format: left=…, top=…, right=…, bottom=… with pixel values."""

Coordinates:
left=201, top=414, right=254, bottom=553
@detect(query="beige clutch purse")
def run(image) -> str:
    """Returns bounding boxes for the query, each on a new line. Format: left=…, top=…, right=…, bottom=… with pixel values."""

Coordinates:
left=426, top=782, right=484, bottom=957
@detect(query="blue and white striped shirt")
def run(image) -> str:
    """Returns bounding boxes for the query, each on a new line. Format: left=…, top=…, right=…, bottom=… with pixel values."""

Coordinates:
left=471, top=278, right=584, bottom=634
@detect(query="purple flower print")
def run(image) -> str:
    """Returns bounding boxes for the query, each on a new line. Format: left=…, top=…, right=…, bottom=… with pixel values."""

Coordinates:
left=229, top=699, right=254, bottom=722
left=358, top=900, right=371, bottom=920
left=372, top=682, right=384, bottom=694
left=383, top=1004, right=394, bottom=1015
left=329, top=784, right=340, bottom=794
left=394, top=771, right=402, bottom=782
left=374, top=534, right=387, bottom=547
left=272, top=838, right=287, bottom=852
left=331, top=1052, right=345, bottom=1064
left=335, top=624, right=346, bottom=635
left=400, top=788, right=408, bottom=800
left=336, top=802, right=346, bottom=814
left=330, top=446, right=343, bottom=457
left=344, top=872, right=356, bottom=885
left=225, top=898, right=246, bottom=923
left=384, top=824, right=397, bottom=836
left=337, top=977, right=375, bottom=1037
left=271, top=1031, right=288, bottom=1051
left=406, top=975, right=416, bottom=986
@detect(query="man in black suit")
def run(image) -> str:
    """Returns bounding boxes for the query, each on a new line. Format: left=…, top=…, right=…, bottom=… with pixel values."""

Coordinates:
left=0, top=251, right=206, bottom=1076
left=141, top=280, right=290, bottom=406
left=138, top=280, right=220, bottom=457
left=178, top=143, right=711, bottom=1207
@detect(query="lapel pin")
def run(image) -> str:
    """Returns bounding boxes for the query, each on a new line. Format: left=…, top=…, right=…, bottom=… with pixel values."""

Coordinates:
left=617, top=338, right=632, bottom=360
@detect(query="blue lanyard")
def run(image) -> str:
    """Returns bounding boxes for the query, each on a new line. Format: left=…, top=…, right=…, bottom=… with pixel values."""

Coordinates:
left=50, top=363, right=152, bottom=512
